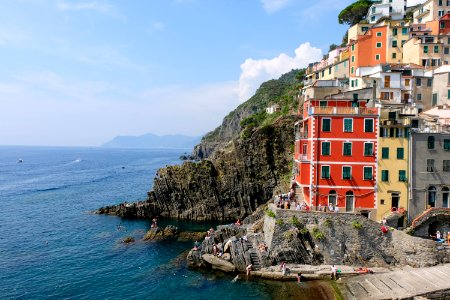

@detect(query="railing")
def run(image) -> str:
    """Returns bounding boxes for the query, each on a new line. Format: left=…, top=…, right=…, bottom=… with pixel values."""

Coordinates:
left=299, top=154, right=308, bottom=161
left=309, top=107, right=379, bottom=115
left=295, top=132, right=308, bottom=140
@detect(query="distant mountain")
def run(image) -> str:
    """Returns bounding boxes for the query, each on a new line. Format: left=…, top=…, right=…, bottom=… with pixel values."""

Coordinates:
left=102, top=133, right=202, bottom=149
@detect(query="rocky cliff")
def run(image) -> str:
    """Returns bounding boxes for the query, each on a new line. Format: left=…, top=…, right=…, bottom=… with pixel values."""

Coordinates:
left=97, top=115, right=296, bottom=221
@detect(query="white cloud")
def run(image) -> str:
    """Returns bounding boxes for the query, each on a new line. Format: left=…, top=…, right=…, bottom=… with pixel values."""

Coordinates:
left=261, top=0, right=292, bottom=13
left=56, top=1, right=115, bottom=14
left=238, top=42, right=322, bottom=101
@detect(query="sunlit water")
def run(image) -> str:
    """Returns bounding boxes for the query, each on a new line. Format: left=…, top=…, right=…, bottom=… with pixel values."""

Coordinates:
left=0, top=146, right=334, bottom=299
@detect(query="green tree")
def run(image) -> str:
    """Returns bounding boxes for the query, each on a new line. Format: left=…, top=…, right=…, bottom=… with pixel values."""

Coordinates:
left=338, top=0, right=372, bottom=26
left=328, top=43, right=339, bottom=52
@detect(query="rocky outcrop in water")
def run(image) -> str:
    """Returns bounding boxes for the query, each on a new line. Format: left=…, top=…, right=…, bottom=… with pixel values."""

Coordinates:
left=143, top=225, right=206, bottom=242
left=97, top=116, right=296, bottom=221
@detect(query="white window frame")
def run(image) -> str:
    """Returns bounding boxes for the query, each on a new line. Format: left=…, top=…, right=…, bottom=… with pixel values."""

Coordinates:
left=321, top=165, right=331, bottom=179
left=321, top=141, right=331, bottom=156
left=343, top=118, right=353, bottom=132
left=364, top=118, right=374, bottom=133
left=364, top=142, right=374, bottom=156
left=322, top=118, right=331, bottom=132
left=342, top=165, right=352, bottom=180
left=376, top=42, right=382, bottom=48
left=343, top=141, right=352, bottom=156
left=363, top=166, right=373, bottom=180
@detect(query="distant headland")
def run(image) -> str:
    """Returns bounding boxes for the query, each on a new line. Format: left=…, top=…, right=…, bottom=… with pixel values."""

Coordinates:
left=102, top=133, right=202, bottom=149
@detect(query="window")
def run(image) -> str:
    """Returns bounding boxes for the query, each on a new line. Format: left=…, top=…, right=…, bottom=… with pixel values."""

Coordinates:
left=343, top=142, right=352, bottom=156
left=384, top=75, right=391, bottom=88
left=441, top=22, right=445, bottom=29
left=344, top=118, right=353, bottom=132
left=445, top=47, right=449, bottom=55
left=397, top=148, right=404, bottom=159
left=393, top=28, right=398, bottom=36
left=428, top=186, right=437, bottom=207
left=432, top=93, right=438, bottom=106
left=381, top=170, right=389, bottom=182
left=342, top=166, right=351, bottom=179
left=444, top=139, right=450, bottom=150
left=405, top=78, right=410, bottom=86
left=322, top=70, right=324, bottom=77
left=448, top=89, right=450, bottom=99
left=376, top=42, right=382, bottom=48
left=417, top=93, right=422, bottom=101
left=427, top=159, right=435, bottom=172
left=351, top=55, right=355, bottom=62
left=416, top=78, right=422, bottom=86
left=401, top=40, right=406, bottom=46
left=427, top=79, right=432, bottom=87
left=321, top=165, right=330, bottom=179
left=434, top=45, right=439, bottom=53
left=392, top=40, right=397, bottom=47
left=424, top=45, right=428, bottom=53
left=362, top=26, right=369, bottom=32
left=351, top=67, right=354, bottom=74
left=319, top=101, right=327, bottom=107
left=389, top=6, right=393, bottom=13
left=372, top=7, right=376, bottom=13
left=363, top=166, right=373, bottom=180
left=364, top=119, right=374, bottom=132
left=399, top=170, right=407, bottom=182
left=396, top=128, right=404, bottom=138
left=351, top=80, right=354, bottom=88
left=428, top=136, right=435, bottom=149
left=351, top=44, right=355, bottom=51
left=364, top=143, right=374, bottom=156
left=322, top=142, right=330, bottom=155
left=371, top=16, right=375, bottom=22
left=443, top=160, right=450, bottom=172
left=402, top=27, right=408, bottom=35
left=388, top=111, right=396, bottom=120
left=443, top=187, right=449, bottom=208
left=375, top=54, right=381, bottom=60
left=328, top=67, right=331, bottom=75
left=439, top=0, right=443, bottom=5
left=392, top=53, right=397, bottom=59
left=322, top=118, right=331, bottom=132
left=382, top=147, right=389, bottom=159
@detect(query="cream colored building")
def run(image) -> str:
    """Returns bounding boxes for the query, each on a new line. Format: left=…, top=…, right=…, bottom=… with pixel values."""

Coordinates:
left=431, top=64, right=450, bottom=107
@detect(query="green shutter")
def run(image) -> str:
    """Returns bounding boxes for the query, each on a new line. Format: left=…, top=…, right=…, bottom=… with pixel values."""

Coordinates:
left=322, top=142, right=330, bottom=155
left=343, top=143, right=352, bottom=155
left=344, top=119, right=352, bottom=132
left=444, top=139, right=450, bottom=150
left=364, top=143, right=373, bottom=156
left=365, top=119, right=374, bottom=132
left=399, top=170, right=407, bottom=181
left=364, top=167, right=372, bottom=180
left=397, top=148, right=404, bottom=159
left=343, top=167, right=351, bottom=179
left=382, top=147, right=389, bottom=159
left=402, top=28, right=408, bottom=35
left=424, top=45, right=428, bottom=53
left=381, top=170, right=389, bottom=182
left=322, top=166, right=330, bottom=179
left=322, top=119, right=331, bottom=132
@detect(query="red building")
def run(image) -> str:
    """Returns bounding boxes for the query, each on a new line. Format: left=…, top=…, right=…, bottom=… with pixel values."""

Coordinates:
left=294, top=98, right=380, bottom=216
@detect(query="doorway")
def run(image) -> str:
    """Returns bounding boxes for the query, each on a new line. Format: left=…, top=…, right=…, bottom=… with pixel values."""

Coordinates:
left=345, top=191, right=354, bottom=212
left=391, top=193, right=399, bottom=209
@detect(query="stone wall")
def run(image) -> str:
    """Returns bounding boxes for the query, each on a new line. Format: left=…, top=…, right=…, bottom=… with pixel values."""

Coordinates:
left=265, top=204, right=444, bottom=268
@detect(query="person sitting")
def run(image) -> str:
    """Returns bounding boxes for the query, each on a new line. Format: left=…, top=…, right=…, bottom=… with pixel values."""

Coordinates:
left=330, top=265, right=338, bottom=280
left=235, top=219, right=241, bottom=226
left=328, top=204, right=334, bottom=212
left=246, top=264, right=252, bottom=276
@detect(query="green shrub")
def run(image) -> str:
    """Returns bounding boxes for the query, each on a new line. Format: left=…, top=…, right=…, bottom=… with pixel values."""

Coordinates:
left=312, top=227, right=325, bottom=240
left=351, top=220, right=363, bottom=230
left=276, top=219, right=284, bottom=226
left=283, top=230, right=295, bottom=241
left=290, top=216, right=301, bottom=227
left=324, top=218, right=333, bottom=227
left=299, top=227, right=309, bottom=235
left=266, top=209, right=276, bottom=218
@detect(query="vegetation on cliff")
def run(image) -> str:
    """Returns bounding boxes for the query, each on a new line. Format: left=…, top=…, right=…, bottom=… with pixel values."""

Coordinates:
left=337, top=0, right=371, bottom=26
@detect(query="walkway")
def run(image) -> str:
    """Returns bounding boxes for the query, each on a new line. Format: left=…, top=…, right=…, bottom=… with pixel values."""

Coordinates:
left=341, top=263, right=450, bottom=299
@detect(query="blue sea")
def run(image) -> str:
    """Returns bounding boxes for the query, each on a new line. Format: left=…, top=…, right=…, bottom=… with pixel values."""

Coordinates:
left=0, top=146, right=333, bottom=299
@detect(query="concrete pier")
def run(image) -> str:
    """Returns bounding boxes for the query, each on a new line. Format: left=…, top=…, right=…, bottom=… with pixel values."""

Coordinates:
left=341, top=263, right=450, bottom=299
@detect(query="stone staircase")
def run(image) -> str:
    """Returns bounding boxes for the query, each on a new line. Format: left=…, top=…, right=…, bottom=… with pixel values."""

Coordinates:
left=295, top=185, right=305, bottom=204
left=341, top=264, right=450, bottom=299
left=246, top=241, right=262, bottom=270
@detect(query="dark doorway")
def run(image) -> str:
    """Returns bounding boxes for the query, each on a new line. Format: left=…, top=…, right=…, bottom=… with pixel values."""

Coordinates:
left=391, top=193, right=399, bottom=209
left=428, top=221, right=439, bottom=237
left=345, top=191, right=354, bottom=212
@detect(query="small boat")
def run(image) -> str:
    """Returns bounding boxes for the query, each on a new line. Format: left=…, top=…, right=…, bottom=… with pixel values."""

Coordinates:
left=17, top=159, right=23, bottom=163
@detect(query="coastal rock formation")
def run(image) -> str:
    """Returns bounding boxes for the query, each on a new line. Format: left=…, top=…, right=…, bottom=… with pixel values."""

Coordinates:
left=202, top=254, right=236, bottom=272
left=187, top=204, right=445, bottom=274
left=98, top=116, right=296, bottom=221
left=143, top=225, right=206, bottom=242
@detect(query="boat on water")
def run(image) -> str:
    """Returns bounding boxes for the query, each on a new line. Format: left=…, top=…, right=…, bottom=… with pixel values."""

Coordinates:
left=17, top=159, right=23, bottom=163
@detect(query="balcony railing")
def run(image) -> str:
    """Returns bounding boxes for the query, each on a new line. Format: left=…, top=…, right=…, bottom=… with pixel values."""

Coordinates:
left=295, top=132, right=308, bottom=140
left=299, top=154, right=308, bottom=161
left=309, top=107, right=379, bottom=115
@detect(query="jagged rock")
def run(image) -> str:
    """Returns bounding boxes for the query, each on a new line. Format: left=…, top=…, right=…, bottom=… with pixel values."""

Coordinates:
left=143, top=225, right=178, bottom=241
left=177, top=231, right=206, bottom=242
left=202, top=254, right=236, bottom=272
left=222, top=253, right=231, bottom=261
left=97, top=116, right=296, bottom=221
left=122, top=236, right=135, bottom=243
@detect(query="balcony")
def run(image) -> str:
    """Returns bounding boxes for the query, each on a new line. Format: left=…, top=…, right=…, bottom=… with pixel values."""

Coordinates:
left=308, top=107, right=379, bottom=115
left=295, top=132, right=308, bottom=140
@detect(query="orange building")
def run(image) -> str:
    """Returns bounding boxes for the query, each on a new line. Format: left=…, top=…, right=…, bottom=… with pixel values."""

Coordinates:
left=349, top=26, right=389, bottom=76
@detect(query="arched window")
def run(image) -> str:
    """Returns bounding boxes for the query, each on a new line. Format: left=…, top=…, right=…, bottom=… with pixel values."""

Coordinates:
left=328, top=190, right=337, bottom=207
left=442, top=187, right=449, bottom=208
left=428, top=186, right=436, bottom=208
left=428, top=136, right=435, bottom=149
left=345, top=191, right=354, bottom=212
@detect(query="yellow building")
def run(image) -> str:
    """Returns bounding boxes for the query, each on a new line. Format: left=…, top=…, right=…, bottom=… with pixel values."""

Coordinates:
left=376, top=108, right=411, bottom=222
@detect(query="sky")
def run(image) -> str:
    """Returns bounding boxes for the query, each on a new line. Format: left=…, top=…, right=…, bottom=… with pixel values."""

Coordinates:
left=0, top=0, right=353, bottom=146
